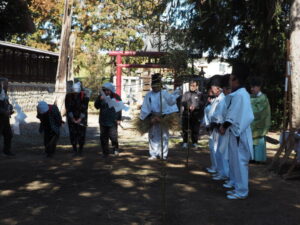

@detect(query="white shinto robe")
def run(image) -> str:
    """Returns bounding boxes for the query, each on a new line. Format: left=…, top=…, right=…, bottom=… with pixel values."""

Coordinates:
left=207, top=94, right=225, bottom=171
left=210, top=93, right=229, bottom=178
left=140, top=90, right=179, bottom=158
left=225, top=87, right=254, bottom=197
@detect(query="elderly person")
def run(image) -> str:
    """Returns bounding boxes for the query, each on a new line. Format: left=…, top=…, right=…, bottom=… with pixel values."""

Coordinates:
left=94, top=82, right=122, bottom=158
left=250, top=77, right=271, bottom=163
left=37, top=101, right=62, bottom=157
left=65, top=81, right=90, bottom=156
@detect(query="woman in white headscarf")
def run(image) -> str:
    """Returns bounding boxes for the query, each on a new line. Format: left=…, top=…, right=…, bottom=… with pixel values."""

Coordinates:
left=65, top=81, right=90, bottom=156
left=94, top=82, right=122, bottom=157
left=37, top=101, right=62, bottom=157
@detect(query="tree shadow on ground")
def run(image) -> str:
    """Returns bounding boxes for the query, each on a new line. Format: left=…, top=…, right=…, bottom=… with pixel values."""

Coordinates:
left=0, top=126, right=300, bottom=225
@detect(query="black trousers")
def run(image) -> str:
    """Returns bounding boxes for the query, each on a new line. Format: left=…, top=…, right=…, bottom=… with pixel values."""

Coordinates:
left=0, top=116, right=12, bottom=154
left=68, top=122, right=86, bottom=150
left=44, top=132, right=59, bottom=156
left=182, top=116, right=201, bottom=144
left=100, top=124, right=118, bottom=155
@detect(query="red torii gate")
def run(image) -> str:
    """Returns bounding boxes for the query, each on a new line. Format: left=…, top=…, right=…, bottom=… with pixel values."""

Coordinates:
left=108, top=51, right=170, bottom=96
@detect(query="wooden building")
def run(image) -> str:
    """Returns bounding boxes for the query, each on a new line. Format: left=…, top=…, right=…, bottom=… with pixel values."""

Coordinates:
left=0, top=41, right=58, bottom=83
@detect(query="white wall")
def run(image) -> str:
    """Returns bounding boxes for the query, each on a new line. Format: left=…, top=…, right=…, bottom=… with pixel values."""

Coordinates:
left=192, top=58, right=232, bottom=78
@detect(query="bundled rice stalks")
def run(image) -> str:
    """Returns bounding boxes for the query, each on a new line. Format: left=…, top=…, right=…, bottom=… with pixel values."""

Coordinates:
left=133, top=116, right=151, bottom=135
left=133, top=113, right=180, bottom=135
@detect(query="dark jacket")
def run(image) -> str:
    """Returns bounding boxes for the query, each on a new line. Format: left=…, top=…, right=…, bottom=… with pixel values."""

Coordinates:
left=181, top=91, right=205, bottom=120
left=94, top=93, right=122, bottom=127
left=0, top=98, right=13, bottom=116
left=65, top=92, right=89, bottom=125
left=37, top=104, right=62, bottom=135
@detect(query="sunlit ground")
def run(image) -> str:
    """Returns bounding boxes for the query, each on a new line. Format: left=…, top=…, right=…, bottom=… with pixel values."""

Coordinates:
left=0, top=116, right=300, bottom=225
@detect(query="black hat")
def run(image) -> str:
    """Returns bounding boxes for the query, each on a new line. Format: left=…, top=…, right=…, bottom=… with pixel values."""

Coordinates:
left=221, top=74, right=231, bottom=88
left=208, top=75, right=223, bottom=88
left=231, top=62, right=250, bottom=85
left=151, top=73, right=162, bottom=85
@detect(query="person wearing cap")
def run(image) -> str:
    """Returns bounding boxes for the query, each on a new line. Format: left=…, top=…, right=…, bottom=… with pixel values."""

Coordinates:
left=0, top=78, right=14, bottom=156
left=219, top=64, right=254, bottom=200
left=140, top=73, right=180, bottom=160
left=65, top=81, right=90, bottom=156
left=37, top=101, right=62, bottom=157
left=249, top=77, right=271, bottom=163
left=181, top=80, right=205, bottom=149
left=94, top=82, right=122, bottom=157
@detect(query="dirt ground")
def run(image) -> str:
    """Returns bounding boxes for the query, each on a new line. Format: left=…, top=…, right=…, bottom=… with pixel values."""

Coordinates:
left=0, top=114, right=300, bottom=225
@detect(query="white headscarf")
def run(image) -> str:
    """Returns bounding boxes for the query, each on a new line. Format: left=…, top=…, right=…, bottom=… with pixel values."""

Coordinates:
left=72, top=82, right=81, bottom=93
left=37, top=101, right=49, bottom=114
left=102, top=82, right=115, bottom=93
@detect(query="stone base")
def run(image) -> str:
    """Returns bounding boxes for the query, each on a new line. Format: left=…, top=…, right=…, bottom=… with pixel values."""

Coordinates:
left=8, top=82, right=55, bottom=112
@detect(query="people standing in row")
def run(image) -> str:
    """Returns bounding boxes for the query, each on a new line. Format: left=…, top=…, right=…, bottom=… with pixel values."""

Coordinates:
left=94, top=82, right=122, bottom=158
left=140, top=73, right=180, bottom=160
left=250, top=77, right=271, bottom=163
left=0, top=78, right=14, bottom=156
left=219, top=65, right=254, bottom=200
left=65, top=81, right=90, bottom=156
left=37, top=101, right=62, bottom=158
left=181, top=80, right=205, bottom=148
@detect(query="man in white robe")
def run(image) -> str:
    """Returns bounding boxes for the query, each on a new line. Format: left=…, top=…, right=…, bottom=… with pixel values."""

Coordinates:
left=203, top=89, right=217, bottom=173
left=140, top=73, right=180, bottom=160
left=209, top=75, right=229, bottom=180
left=219, top=68, right=254, bottom=200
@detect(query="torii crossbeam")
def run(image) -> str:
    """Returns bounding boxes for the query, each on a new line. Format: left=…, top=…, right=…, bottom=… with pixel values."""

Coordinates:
left=108, top=51, right=170, bottom=96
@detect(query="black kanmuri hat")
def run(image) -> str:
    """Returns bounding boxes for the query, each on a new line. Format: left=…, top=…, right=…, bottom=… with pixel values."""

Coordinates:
left=231, top=62, right=250, bottom=85
left=151, top=73, right=162, bottom=85
left=221, top=74, right=231, bottom=88
left=208, top=75, right=223, bottom=88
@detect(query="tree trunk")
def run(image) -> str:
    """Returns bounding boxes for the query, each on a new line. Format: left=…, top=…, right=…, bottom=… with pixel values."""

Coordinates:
left=290, top=0, right=300, bottom=128
left=54, top=0, right=73, bottom=116
left=67, top=32, right=76, bottom=81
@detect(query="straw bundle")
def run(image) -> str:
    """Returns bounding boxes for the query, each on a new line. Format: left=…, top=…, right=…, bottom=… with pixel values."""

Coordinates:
left=133, top=113, right=180, bottom=135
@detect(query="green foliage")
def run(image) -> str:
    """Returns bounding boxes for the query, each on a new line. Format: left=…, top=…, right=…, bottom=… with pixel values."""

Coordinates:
left=8, top=0, right=162, bottom=85
left=0, top=0, right=35, bottom=40
left=154, top=0, right=290, bottom=129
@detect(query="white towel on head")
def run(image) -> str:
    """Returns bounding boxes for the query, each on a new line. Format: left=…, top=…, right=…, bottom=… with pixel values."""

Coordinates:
left=37, top=101, right=49, bottom=114
left=102, top=82, right=115, bottom=93
left=72, top=82, right=81, bottom=93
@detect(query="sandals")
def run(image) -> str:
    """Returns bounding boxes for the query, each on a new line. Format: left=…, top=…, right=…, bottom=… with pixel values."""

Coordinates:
left=227, top=193, right=248, bottom=200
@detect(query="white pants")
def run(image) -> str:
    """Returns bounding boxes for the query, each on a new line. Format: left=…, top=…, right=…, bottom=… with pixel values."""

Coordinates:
left=215, top=150, right=229, bottom=177
left=228, top=133, right=251, bottom=197
left=208, top=130, right=218, bottom=170
left=216, top=135, right=229, bottom=177
left=148, top=123, right=169, bottom=158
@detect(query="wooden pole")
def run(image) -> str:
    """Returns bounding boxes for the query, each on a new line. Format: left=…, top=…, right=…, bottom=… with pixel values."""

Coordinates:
left=54, top=0, right=73, bottom=115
